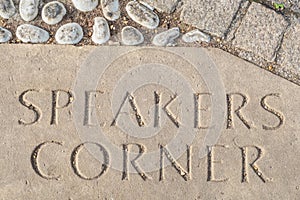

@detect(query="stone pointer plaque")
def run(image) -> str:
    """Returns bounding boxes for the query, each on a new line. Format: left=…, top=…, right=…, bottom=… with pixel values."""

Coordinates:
left=0, top=45, right=299, bottom=199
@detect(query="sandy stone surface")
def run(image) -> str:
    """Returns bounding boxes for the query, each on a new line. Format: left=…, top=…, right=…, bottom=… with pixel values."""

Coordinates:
left=143, top=0, right=179, bottom=13
left=277, top=18, right=300, bottom=74
left=232, top=2, right=289, bottom=62
left=0, top=45, right=299, bottom=199
left=180, top=0, right=246, bottom=38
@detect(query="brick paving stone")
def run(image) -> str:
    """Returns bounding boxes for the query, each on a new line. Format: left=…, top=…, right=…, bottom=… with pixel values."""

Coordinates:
left=180, top=0, right=245, bottom=38
left=288, top=0, right=300, bottom=13
left=142, top=0, right=179, bottom=13
left=232, top=2, right=289, bottom=62
left=277, top=19, right=300, bottom=73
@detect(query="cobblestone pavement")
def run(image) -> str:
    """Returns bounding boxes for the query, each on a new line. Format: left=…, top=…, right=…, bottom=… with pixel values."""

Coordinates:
left=0, top=0, right=299, bottom=85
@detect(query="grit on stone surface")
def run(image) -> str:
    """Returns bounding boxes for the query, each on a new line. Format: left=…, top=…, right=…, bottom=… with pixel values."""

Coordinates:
left=55, top=22, right=83, bottom=44
left=0, top=0, right=15, bottom=19
left=16, top=24, right=49, bottom=43
left=121, top=26, right=144, bottom=45
left=142, top=0, right=179, bottom=13
left=41, top=1, right=66, bottom=25
left=180, top=0, right=246, bottom=38
left=289, top=0, right=300, bottom=12
left=152, top=27, right=180, bottom=46
left=101, top=0, right=120, bottom=21
left=92, top=17, right=110, bottom=44
left=19, top=0, right=39, bottom=22
left=182, top=29, right=211, bottom=43
left=232, top=2, right=289, bottom=62
left=277, top=19, right=300, bottom=73
left=71, top=0, right=98, bottom=12
left=0, top=26, right=12, bottom=42
left=126, top=1, right=160, bottom=29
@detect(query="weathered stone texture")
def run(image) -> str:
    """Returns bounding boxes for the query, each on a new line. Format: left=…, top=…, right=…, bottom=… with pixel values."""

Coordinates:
left=142, top=0, right=179, bottom=13
left=277, top=19, right=300, bottom=73
left=232, top=2, right=289, bottom=62
left=180, top=0, right=245, bottom=37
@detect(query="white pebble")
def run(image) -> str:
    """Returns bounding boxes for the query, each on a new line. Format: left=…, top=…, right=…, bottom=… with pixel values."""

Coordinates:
left=42, top=1, right=66, bottom=25
left=0, top=0, right=15, bottom=19
left=55, top=23, right=83, bottom=44
left=92, top=17, right=110, bottom=44
left=72, top=0, right=98, bottom=12
left=101, top=0, right=120, bottom=21
left=126, top=1, right=159, bottom=29
left=182, top=29, right=211, bottom=43
left=16, top=24, right=49, bottom=43
left=121, top=26, right=144, bottom=46
left=19, top=0, right=39, bottom=22
left=0, top=27, right=12, bottom=43
left=152, top=27, right=180, bottom=46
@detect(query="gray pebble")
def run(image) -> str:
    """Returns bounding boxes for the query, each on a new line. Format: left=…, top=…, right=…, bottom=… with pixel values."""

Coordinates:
left=121, top=26, right=144, bottom=46
left=42, top=1, right=66, bottom=25
left=19, top=0, right=39, bottom=22
left=101, top=0, right=120, bottom=21
left=72, top=0, right=98, bottom=12
left=152, top=27, right=180, bottom=46
left=126, top=1, right=159, bottom=29
left=182, top=29, right=211, bottom=43
left=16, top=24, right=49, bottom=43
left=92, top=17, right=110, bottom=44
left=0, top=27, right=12, bottom=43
left=55, top=23, right=83, bottom=44
left=0, top=0, right=16, bottom=19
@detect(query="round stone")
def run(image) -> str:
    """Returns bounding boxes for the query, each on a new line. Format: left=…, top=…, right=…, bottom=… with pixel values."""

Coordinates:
left=92, top=17, right=110, bottom=44
left=126, top=1, right=159, bottom=29
left=19, top=0, right=39, bottom=22
left=121, top=26, right=144, bottom=46
left=182, top=29, right=211, bottom=43
left=71, top=0, right=98, bottom=12
left=55, top=23, right=83, bottom=45
left=16, top=24, right=49, bottom=43
left=152, top=27, right=180, bottom=46
left=42, top=1, right=66, bottom=25
left=0, top=0, right=16, bottom=19
left=0, top=27, right=12, bottom=43
left=101, top=0, right=120, bottom=21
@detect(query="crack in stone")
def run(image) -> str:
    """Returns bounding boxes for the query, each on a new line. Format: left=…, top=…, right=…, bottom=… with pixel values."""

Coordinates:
left=273, top=20, right=292, bottom=63
left=224, top=0, right=252, bottom=42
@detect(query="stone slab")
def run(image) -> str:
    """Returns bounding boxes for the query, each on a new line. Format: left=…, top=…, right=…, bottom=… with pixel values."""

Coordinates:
left=232, top=2, right=289, bottom=62
left=0, top=45, right=299, bottom=199
left=180, top=0, right=245, bottom=38
left=142, top=0, right=179, bottom=13
left=277, top=19, right=300, bottom=74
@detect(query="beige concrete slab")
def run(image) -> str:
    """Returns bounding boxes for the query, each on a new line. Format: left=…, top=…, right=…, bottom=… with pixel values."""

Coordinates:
left=0, top=45, right=299, bottom=199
